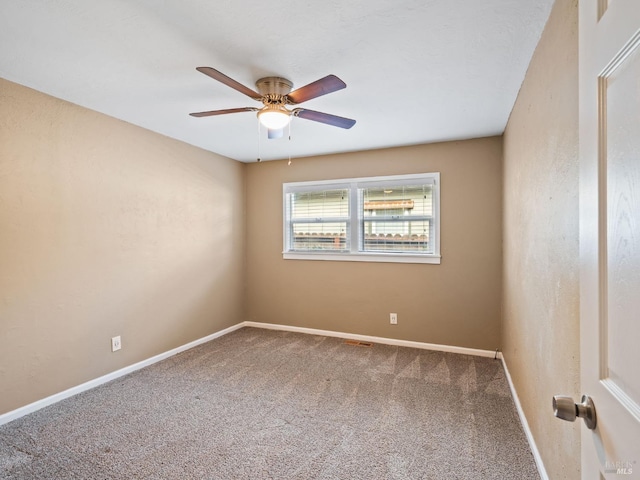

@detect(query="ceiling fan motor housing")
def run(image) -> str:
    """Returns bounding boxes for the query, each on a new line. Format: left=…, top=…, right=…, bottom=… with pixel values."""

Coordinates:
left=255, top=77, right=293, bottom=96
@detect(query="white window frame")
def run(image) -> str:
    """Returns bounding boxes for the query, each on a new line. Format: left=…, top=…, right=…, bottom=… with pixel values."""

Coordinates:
left=283, top=173, right=441, bottom=264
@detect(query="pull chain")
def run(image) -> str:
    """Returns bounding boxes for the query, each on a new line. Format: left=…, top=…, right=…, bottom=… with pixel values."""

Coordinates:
left=257, top=121, right=262, bottom=162
left=288, top=118, right=292, bottom=166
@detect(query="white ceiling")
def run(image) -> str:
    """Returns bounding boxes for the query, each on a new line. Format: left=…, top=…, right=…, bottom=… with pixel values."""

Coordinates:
left=0, top=0, right=555, bottom=163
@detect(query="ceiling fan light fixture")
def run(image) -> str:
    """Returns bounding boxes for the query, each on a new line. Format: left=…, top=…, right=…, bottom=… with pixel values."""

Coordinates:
left=257, top=105, right=291, bottom=130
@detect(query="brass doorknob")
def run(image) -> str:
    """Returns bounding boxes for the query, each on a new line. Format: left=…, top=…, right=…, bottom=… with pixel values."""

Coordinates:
left=552, top=394, right=597, bottom=430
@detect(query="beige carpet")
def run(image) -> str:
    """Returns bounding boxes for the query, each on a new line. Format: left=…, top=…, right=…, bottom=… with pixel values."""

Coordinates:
left=0, top=327, right=539, bottom=479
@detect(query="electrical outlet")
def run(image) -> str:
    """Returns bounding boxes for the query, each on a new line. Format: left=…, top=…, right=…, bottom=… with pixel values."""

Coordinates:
left=390, top=313, right=398, bottom=325
left=111, top=336, right=122, bottom=352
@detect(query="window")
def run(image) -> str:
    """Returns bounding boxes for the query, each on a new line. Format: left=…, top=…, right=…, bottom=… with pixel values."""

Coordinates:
left=283, top=173, right=440, bottom=264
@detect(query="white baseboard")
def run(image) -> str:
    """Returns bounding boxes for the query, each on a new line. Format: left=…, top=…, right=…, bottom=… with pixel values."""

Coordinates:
left=243, top=321, right=499, bottom=358
left=1, top=320, right=501, bottom=428
left=0, top=322, right=244, bottom=427
left=500, top=355, right=549, bottom=480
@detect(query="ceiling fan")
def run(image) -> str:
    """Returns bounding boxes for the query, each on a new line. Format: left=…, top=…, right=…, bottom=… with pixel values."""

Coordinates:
left=189, top=67, right=356, bottom=138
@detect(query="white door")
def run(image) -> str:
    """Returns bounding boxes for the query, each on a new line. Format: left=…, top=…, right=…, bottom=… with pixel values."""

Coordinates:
left=580, top=0, right=640, bottom=478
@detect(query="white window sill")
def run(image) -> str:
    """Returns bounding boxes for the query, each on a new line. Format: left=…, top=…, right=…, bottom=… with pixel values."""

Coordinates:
left=282, top=252, right=441, bottom=264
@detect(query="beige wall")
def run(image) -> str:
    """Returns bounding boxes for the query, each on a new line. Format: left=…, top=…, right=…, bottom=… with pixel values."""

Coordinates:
left=245, top=138, right=503, bottom=350
left=0, top=78, right=246, bottom=415
left=502, top=0, right=580, bottom=478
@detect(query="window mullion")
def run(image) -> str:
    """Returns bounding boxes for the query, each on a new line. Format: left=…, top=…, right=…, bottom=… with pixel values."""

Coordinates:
left=349, top=182, right=359, bottom=253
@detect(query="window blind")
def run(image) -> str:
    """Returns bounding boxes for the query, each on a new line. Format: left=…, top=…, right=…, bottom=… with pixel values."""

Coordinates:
left=286, top=188, right=349, bottom=252
left=359, top=183, right=434, bottom=254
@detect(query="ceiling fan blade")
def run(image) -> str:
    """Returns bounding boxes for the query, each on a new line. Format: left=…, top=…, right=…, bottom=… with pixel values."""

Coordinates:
left=189, top=107, right=258, bottom=117
left=196, top=67, right=262, bottom=101
left=294, top=109, right=356, bottom=129
left=286, top=75, right=346, bottom=104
